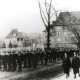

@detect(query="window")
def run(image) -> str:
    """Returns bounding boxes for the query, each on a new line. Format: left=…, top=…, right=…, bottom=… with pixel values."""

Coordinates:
left=64, top=32, right=67, bottom=35
left=13, top=33, right=16, bottom=37
left=58, top=32, right=60, bottom=35
left=71, top=21, right=73, bottom=24
left=56, top=32, right=60, bottom=36
left=17, top=38, right=19, bottom=41
left=21, top=38, right=23, bottom=41
left=56, top=26, right=61, bottom=30
left=65, top=37, right=68, bottom=41
left=17, top=38, right=23, bottom=41
left=57, top=38, right=61, bottom=41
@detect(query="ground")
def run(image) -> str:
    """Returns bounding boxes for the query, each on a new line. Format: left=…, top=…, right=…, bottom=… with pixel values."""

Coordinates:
left=1, top=60, right=80, bottom=80
left=51, top=69, right=80, bottom=80
left=0, top=61, right=63, bottom=80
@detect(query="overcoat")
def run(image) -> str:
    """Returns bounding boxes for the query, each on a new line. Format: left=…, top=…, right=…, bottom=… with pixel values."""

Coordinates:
left=63, top=57, right=71, bottom=74
left=72, top=56, right=80, bottom=74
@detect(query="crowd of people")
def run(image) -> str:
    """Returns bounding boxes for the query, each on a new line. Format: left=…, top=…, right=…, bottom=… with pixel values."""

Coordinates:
left=0, top=48, right=79, bottom=74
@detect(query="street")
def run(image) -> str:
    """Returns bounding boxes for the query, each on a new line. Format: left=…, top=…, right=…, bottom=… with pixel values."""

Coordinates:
left=0, top=63, right=80, bottom=80
left=51, top=69, right=80, bottom=80
left=0, top=61, right=62, bottom=80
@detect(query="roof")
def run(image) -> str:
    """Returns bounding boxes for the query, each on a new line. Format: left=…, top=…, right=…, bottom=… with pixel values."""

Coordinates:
left=53, top=11, right=80, bottom=26
left=43, top=11, right=80, bottom=32
left=6, top=29, right=24, bottom=39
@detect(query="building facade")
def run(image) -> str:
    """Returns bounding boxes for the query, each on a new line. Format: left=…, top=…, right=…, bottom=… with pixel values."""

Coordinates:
left=24, top=33, right=44, bottom=50
left=43, top=12, right=79, bottom=49
left=5, top=29, right=24, bottom=48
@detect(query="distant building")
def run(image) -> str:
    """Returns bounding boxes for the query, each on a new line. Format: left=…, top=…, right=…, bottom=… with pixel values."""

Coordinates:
left=0, top=40, right=4, bottom=48
left=24, top=33, right=44, bottom=50
left=5, top=28, right=24, bottom=47
left=0, top=37, right=6, bottom=48
left=43, top=11, right=80, bottom=49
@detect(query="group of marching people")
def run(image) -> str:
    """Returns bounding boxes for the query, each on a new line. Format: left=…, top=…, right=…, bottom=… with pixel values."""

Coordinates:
left=0, top=48, right=79, bottom=74
left=63, top=52, right=80, bottom=78
left=0, top=49, right=61, bottom=72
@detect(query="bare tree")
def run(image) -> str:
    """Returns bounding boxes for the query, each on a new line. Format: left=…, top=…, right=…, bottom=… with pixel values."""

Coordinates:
left=37, top=0, right=57, bottom=49
left=59, top=12, right=80, bottom=48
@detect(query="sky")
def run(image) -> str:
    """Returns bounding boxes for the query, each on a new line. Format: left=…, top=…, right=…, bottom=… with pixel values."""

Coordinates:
left=0, top=0, right=80, bottom=37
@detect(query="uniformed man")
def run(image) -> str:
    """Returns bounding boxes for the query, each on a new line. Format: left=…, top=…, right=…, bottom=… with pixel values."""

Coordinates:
left=40, top=51, right=44, bottom=65
left=32, top=51, right=38, bottom=68
left=17, top=52, right=22, bottom=72
left=27, top=51, right=32, bottom=68
left=44, top=51, right=48, bottom=65
left=2, top=52, right=8, bottom=71
left=7, top=52, right=13, bottom=71
left=0, top=52, right=2, bottom=69
left=23, top=51, right=27, bottom=68
left=12, top=52, right=17, bottom=71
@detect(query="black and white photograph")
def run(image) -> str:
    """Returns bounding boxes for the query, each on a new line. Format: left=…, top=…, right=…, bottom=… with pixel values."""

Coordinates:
left=0, top=0, right=80, bottom=80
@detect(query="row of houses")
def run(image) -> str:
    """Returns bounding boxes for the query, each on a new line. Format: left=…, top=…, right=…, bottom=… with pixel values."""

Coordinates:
left=0, top=29, right=44, bottom=51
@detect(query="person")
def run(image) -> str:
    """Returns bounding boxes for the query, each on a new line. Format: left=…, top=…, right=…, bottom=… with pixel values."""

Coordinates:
left=17, top=52, right=22, bottom=72
left=72, top=52, right=80, bottom=78
left=0, top=53, right=2, bottom=69
left=40, top=51, right=44, bottom=65
left=12, top=52, right=17, bottom=71
left=63, top=53, right=71, bottom=78
left=2, top=53, right=8, bottom=71
left=32, top=51, right=38, bottom=68
left=44, top=51, right=48, bottom=65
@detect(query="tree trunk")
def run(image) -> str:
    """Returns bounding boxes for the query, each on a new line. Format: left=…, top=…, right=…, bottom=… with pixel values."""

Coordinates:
left=47, top=27, right=50, bottom=50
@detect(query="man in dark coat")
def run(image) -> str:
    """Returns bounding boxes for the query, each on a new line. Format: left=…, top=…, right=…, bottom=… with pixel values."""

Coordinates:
left=27, top=51, right=32, bottom=68
left=40, top=51, right=44, bottom=65
left=32, top=51, right=38, bottom=68
left=12, top=52, right=17, bottom=71
left=2, top=53, right=8, bottom=71
left=17, top=52, right=22, bottom=72
left=0, top=53, right=2, bottom=69
left=72, top=52, right=80, bottom=78
left=63, top=53, right=71, bottom=78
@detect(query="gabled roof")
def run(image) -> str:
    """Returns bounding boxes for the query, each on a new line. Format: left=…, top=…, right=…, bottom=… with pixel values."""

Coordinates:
left=53, top=11, right=80, bottom=26
left=6, top=29, right=24, bottom=39
left=43, top=11, right=80, bottom=32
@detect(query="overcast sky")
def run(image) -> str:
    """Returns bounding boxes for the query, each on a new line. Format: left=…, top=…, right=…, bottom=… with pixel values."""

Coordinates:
left=0, top=0, right=80, bottom=37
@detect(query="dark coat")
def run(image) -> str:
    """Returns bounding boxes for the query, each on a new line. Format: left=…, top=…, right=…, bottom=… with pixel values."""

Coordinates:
left=72, top=56, right=80, bottom=74
left=63, top=57, right=71, bottom=74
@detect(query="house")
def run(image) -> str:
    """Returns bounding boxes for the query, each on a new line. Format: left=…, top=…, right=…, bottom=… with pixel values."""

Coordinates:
left=5, top=28, right=24, bottom=47
left=24, top=33, right=44, bottom=50
left=43, top=11, right=80, bottom=49
left=0, top=38, right=5, bottom=48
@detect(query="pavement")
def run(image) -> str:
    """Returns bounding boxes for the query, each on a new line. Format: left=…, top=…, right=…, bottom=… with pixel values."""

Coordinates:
left=51, top=68, right=80, bottom=80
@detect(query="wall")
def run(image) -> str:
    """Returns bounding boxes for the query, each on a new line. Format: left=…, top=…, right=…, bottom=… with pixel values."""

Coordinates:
left=43, top=26, right=77, bottom=48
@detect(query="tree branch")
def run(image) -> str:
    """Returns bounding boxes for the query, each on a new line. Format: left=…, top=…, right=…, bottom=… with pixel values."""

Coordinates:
left=38, top=0, right=47, bottom=28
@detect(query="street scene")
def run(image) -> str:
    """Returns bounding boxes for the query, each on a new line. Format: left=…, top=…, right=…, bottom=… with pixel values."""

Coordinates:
left=0, top=0, right=80, bottom=80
